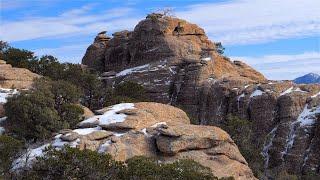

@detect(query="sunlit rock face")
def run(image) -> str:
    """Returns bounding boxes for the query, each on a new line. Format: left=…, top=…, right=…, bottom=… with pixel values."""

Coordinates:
left=13, top=102, right=256, bottom=180
left=81, top=15, right=320, bottom=177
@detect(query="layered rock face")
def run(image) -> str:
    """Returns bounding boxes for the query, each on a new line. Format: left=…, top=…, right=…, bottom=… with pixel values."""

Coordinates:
left=82, top=15, right=266, bottom=105
left=82, top=15, right=320, bottom=177
left=0, top=60, right=40, bottom=89
left=15, top=102, right=256, bottom=180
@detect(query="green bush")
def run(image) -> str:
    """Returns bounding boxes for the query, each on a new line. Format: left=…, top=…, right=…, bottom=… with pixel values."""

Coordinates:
left=18, top=146, right=124, bottom=180
left=0, top=135, right=23, bottom=175
left=114, top=81, right=147, bottom=101
left=220, top=115, right=264, bottom=177
left=4, top=79, right=83, bottom=141
left=16, top=147, right=221, bottom=180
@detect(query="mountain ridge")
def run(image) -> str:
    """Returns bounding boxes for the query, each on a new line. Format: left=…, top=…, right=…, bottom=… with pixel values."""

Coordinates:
left=294, top=73, right=320, bottom=84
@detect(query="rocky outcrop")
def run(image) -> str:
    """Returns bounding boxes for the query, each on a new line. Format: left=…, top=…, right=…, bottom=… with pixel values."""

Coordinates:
left=81, top=15, right=320, bottom=177
left=17, top=102, right=256, bottom=180
left=0, top=60, right=40, bottom=89
left=82, top=16, right=266, bottom=105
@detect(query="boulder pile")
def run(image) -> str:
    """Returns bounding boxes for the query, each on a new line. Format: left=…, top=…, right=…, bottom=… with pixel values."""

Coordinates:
left=15, top=102, right=256, bottom=180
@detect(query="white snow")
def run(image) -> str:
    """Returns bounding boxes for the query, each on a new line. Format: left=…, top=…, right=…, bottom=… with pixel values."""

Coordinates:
left=281, top=104, right=320, bottom=159
left=98, top=140, right=112, bottom=153
left=280, top=87, right=293, bottom=96
left=73, top=127, right=102, bottom=135
left=0, top=88, right=18, bottom=103
left=151, top=122, right=167, bottom=128
left=0, top=117, right=7, bottom=135
left=262, top=125, right=278, bottom=169
left=201, top=57, right=211, bottom=61
left=250, top=89, right=264, bottom=98
left=297, top=105, right=320, bottom=126
left=280, top=87, right=308, bottom=96
left=116, top=64, right=150, bottom=77
left=238, top=93, right=245, bottom=100
left=244, top=85, right=250, bottom=89
left=13, top=144, right=50, bottom=170
left=237, top=93, right=245, bottom=110
left=0, top=127, right=4, bottom=135
left=294, top=87, right=308, bottom=93
left=141, top=128, right=147, bottom=135
left=145, top=47, right=159, bottom=52
left=80, top=103, right=135, bottom=126
left=311, top=91, right=320, bottom=98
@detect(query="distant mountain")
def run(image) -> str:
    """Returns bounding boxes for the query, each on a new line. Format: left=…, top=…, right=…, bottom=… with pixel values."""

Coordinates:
left=294, top=73, right=320, bottom=84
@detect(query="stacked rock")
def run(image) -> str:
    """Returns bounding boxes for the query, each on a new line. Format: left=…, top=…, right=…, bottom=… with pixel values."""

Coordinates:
left=94, top=31, right=111, bottom=43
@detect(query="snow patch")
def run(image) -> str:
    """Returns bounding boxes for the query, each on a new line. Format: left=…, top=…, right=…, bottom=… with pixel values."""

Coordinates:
left=0, top=88, right=19, bottom=103
left=280, top=87, right=308, bottom=96
left=311, top=91, right=320, bottom=98
left=151, top=122, right=167, bottom=128
left=13, top=144, right=50, bottom=170
left=116, top=64, right=150, bottom=77
left=80, top=103, right=135, bottom=126
left=201, top=57, right=211, bottom=61
left=98, top=140, right=112, bottom=153
left=0, top=117, right=7, bottom=135
left=281, top=105, right=320, bottom=160
left=73, top=127, right=102, bottom=135
left=280, top=87, right=293, bottom=96
left=250, top=89, right=264, bottom=98
left=262, top=125, right=278, bottom=169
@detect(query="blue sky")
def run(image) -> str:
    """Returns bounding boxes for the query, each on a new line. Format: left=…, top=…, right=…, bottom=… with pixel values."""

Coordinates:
left=1, top=0, right=319, bottom=80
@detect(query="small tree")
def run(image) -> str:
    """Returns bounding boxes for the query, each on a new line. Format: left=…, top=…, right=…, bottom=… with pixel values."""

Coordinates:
left=0, top=135, right=23, bottom=175
left=214, top=42, right=225, bottom=55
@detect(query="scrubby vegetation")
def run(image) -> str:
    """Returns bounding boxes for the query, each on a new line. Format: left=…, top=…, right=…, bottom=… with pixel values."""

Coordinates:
left=0, top=135, right=23, bottom=176
left=1, top=42, right=148, bottom=142
left=4, top=79, right=83, bottom=141
left=14, top=146, right=220, bottom=180
left=220, top=115, right=264, bottom=178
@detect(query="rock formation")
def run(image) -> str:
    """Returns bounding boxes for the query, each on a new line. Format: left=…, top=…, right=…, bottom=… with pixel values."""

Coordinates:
left=15, top=102, right=256, bottom=180
left=0, top=60, right=40, bottom=89
left=81, top=15, right=320, bottom=177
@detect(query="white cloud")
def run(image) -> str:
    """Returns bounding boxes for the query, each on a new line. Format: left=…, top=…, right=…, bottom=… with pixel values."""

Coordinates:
left=232, top=52, right=320, bottom=80
left=0, top=5, right=142, bottom=42
left=176, top=0, right=320, bottom=45
left=33, top=44, right=89, bottom=63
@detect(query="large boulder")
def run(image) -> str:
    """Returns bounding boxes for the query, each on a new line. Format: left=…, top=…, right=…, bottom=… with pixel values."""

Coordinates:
left=0, top=61, right=40, bottom=89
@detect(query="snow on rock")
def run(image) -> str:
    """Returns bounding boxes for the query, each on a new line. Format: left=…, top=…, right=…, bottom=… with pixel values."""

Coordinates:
left=250, top=89, right=264, bottom=98
left=0, top=116, right=7, bottom=135
left=0, top=88, right=18, bottom=103
left=0, top=127, right=4, bottom=135
left=294, top=87, right=308, bottom=93
left=311, top=91, right=320, bottom=98
left=116, top=64, right=150, bottom=77
left=151, top=122, right=167, bottom=128
left=262, top=125, right=278, bottom=169
left=281, top=104, right=320, bottom=159
left=12, top=144, right=50, bottom=170
left=201, top=57, right=212, bottom=61
left=297, top=105, right=320, bottom=126
left=280, top=87, right=308, bottom=96
left=73, top=127, right=102, bottom=135
left=98, top=140, right=112, bottom=153
left=80, top=103, right=135, bottom=126
left=280, top=87, right=293, bottom=96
